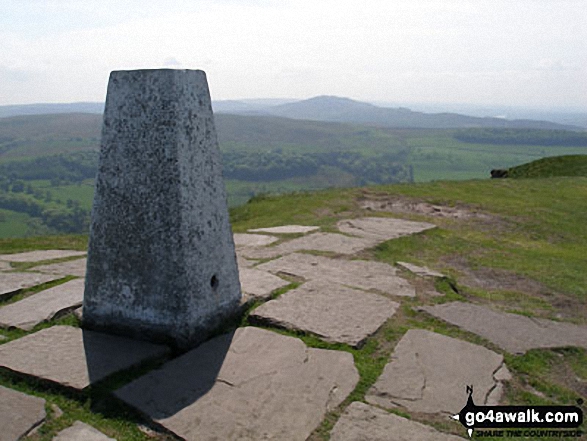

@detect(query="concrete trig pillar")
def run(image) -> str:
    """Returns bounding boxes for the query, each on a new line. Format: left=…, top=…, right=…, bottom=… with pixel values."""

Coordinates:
left=83, top=69, right=241, bottom=349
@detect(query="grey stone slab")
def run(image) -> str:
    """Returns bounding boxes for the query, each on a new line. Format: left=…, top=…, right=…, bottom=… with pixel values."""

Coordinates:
left=233, top=233, right=278, bottom=248
left=53, top=421, right=115, bottom=441
left=397, top=261, right=445, bottom=278
left=34, top=258, right=87, bottom=277
left=0, top=385, right=46, bottom=441
left=116, top=326, right=359, bottom=441
left=257, top=253, right=415, bottom=297
left=420, top=302, right=587, bottom=354
left=238, top=268, right=289, bottom=301
left=236, top=254, right=256, bottom=269
left=0, top=250, right=86, bottom=263
left=0, top=326, right=169, bottom=390
left=367, top=329, right=508, bottom=414
left=248, top=225, right=319, bottom=234
left=250, top=281, right=399, bottom=347
left=84, top=69, right=241, bottom=349
left=242, top=232, right=380, bottom=259
left=0, top=279, right=84, bottom=331
left=337, top=217, right=436, bottom=241
left=0, top=272, right=62, bottom=300
left=330, top=402, right=465, bottom=441
left=0, top=261, right=11, bottom=271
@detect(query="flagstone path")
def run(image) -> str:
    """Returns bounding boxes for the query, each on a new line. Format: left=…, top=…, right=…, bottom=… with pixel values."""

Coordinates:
left=0, top=385, right=46, bottom=441
left=420, top=302, right=587, bottom=354
left=52, top=421, right=116, bottom=441
left=0, top=279, right=84, bottom=330
left=0, top=250, right=86, bottom=263
left=250, top=280, right=399, bottom=347
left=1, top=220, right=585, bottom=440
left=0, top=272, right=63, bottom=300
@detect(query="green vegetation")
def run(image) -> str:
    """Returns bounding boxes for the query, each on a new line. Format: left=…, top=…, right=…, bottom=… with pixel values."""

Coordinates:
left=508, top=154, right=587, bottom=178
left=455, top=128, right=587, bottom=146
left=1, top=112, right=586, bottom=237
left=0, top=176, right=585, bottom=440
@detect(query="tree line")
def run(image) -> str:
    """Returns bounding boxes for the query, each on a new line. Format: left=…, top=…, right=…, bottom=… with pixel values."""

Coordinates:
left=453, top=129, right=587, bottom=146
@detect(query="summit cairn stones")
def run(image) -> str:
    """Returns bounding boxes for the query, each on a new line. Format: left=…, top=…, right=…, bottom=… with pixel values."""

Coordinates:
left=84, top=69, right=241, bottom=348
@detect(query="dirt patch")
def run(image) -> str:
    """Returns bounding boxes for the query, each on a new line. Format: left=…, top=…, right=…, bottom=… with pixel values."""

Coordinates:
left=359, top=194, right=492, bottom=221
left=444, top=255, right=587, bottom=324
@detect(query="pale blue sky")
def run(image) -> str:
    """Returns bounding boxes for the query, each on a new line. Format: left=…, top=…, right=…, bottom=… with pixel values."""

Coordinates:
left=1, top=0, right=586, bottom=109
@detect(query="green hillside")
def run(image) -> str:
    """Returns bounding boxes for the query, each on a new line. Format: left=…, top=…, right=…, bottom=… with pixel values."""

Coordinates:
left=1, top=113, right=587, bottom=237
left=508, top=154, right=587, bottom=178
left=0, top=176, right=585, bottom=440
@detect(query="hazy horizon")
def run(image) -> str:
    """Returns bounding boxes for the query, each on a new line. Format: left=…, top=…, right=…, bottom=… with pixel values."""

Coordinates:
left=2, top=0, right=586, bottom=110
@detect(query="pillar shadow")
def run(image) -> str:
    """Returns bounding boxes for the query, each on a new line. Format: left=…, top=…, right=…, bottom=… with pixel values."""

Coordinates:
left=82, top=328, right=235, bottom=419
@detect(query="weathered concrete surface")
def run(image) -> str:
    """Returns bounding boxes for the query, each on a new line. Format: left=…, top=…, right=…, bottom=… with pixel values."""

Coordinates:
left=0, top=385, right=46, bottom=441
left=53, top=421, right=116, bottom=441
left=248, top=225, right=319, bottom=234
left=0, top=279, right=84, bottom=330
left=233, top=233, right=278, bottom=248
left=34, top=258, right=87, bottom=277
left=240, top=232, right=380, bottom=259
left=397, top=261, right=444, bottom=278
left=0, top=326, right=169, bottom=390
left=116, top=327, right=358, bottom=441
left=238, top=268, right=289, bottom=301
left=420, top=302, right=587, bottom=354
left=0, top=250, right=85, bottom=263
left=330, top=402, right=465, bottom=441
left=84, top=69, right=241, bottom=349
left=337, top=217, right=436, bottom=240
left=0, top=272, right=62, bottom=300
left=250, top=281, right=399, bottom=347
left=257, top=253, right=415, bottom=297
left=366, top=329, right=508, bottom=414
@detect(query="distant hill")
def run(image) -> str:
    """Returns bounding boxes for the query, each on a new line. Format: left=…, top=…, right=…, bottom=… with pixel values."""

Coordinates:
left=0, top=102, right=104, bottom=118
left=265, top=96, right=580, bottom=130
left=2, top=97, right=582, bottom=130
left=508, top=155, right=587, bottom=178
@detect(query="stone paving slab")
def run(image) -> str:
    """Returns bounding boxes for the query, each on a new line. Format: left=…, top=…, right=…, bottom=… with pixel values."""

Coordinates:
left=116, top=326, right=359, bottom=441
left=250, top=281, right=399, bottom=347
left=0, top=250, right=86, bottom=263
left=257, top=253, right=416, bottom=297
left=0, top=279, right=85, bottom=330
left=240, top=232, right=380, bottom=259
left=33, top=258, right=87, bottom=277
left=236, top=254, right=256, bottom=269
left=337, top=217, right=436, bottom=240
left=330, top=402, right=465, bottom=441
left=0, top=326, right=169, bottom=390
left=248, top=225, right=319, bottom=234
left=239, top=268, right=289, bottom=301
left=0, top=261, right=11, bottom=271
left=366, top=329, right=508, bottom=414
left=397, top=261, right=445, bottom=278
left=233, top=233, right=278, bottom=248
left=0, top=272, right=63, bottom=300
left=0, top=385, right=46, bottom=441
left=420, top=302, right=587, bottom=354
left=53, top=421, right=116, bottom=441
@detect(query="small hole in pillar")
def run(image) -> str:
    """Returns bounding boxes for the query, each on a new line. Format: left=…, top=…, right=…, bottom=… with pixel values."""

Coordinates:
left=211, top=274, right=219, bottom=290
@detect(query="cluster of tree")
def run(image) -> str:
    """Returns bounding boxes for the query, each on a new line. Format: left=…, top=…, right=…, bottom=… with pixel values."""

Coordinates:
left=0, top=192, right=89, bottom=234
left=222, top=149, right=411, bottom=184
left=0, top=151, right=98, bottom=183
left=453, top=129, right=587, bottom=146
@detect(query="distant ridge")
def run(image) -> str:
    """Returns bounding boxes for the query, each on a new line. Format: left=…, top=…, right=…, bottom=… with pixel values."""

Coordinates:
left=0, top=97, right=581, bottom=130
left=264, top=96, right=580, bottom=130
left=0, top=102, right=104, bottom=118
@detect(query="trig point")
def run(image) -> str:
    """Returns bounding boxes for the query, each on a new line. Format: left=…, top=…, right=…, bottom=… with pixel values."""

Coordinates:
left=83, top=69, right=241, bottom=349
